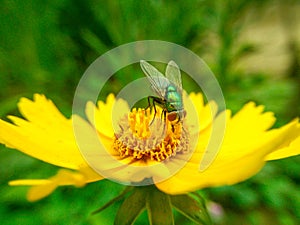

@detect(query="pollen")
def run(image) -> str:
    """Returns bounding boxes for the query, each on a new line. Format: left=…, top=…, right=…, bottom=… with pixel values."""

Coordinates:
left=113, top=108, right=189, bottom=162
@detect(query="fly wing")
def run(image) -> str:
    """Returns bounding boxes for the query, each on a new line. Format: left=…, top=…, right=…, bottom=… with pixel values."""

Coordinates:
left=140, top=60, right=170, bottom=99
left=165, top=61, right=182, bottom=93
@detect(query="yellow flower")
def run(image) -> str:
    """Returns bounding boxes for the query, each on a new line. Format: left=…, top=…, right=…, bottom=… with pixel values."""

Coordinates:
left=1, top=93, right=300, bottom=201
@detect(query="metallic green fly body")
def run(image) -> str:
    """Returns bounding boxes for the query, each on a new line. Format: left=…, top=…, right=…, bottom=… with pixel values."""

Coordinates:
left=140, top=60, right=186, bottom=125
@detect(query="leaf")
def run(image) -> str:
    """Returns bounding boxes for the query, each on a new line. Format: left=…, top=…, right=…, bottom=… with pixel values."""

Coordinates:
left=147, top=187, right=174, bottom=225
left=171, top=193, right=212, bottom=225
left=92, top=187, right=133, bottom=215
left=114, top=187, right=147, bottom=225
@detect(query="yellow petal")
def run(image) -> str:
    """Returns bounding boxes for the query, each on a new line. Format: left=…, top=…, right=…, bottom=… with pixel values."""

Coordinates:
left=72, top=114, right=114, bottom=175
left=9, top=180, right=52, bottom=186
left=27, top=183, right=58, bottom=202
left=186, top=92, right=218, bottom=132
left=156, top=105, right=300, bottom=194
left=224, top=102, right=276, bottom=143
left=85, top=94, right=130, bottom=138
left=265, top=119, right=300, bottom=160
left=0, top=94, right=88, bottom=170
left=9, top=169, right=90, bottom=201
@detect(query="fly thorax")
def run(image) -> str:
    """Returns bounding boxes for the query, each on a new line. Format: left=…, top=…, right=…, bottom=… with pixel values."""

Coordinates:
left=165, top=85, right=183, bottom=110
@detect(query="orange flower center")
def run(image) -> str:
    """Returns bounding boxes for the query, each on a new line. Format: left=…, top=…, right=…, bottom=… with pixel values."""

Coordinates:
left=113, top=108, right=189, bottom=162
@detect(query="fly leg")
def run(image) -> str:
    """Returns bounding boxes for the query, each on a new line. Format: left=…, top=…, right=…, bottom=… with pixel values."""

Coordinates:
left=178, top=111, right=187, bottom=135
left=147, top=96, right=164, bottom=125
left=146, top=96, right=153, bottom=110
left=146, top=96, right=157, bottom=125
left=161, top=108, right=167, bottom=136
left=160, top=107, right=166, bottom=123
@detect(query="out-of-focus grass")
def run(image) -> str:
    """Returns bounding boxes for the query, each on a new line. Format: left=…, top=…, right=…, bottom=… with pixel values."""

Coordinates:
left=0, top=0, right=299, bottom=224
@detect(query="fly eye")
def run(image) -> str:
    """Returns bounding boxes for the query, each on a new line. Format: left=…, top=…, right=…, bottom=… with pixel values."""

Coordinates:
left=167, top=112, right=177, bottom=121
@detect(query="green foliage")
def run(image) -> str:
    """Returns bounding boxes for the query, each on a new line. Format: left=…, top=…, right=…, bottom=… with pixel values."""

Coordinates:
left=1, top=0, right=300, bottom=224
left=93, top=186, right=211, bottom=225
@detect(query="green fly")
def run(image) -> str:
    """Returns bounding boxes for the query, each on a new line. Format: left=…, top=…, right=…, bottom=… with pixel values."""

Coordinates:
left=140, top=60, right=186, bottom=125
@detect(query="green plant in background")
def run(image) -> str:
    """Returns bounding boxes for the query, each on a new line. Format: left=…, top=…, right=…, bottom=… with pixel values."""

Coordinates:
left=1, top=0, right=300, bottom=224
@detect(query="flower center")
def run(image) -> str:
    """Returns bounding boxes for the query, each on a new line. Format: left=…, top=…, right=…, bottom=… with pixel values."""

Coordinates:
left=113, top=108, right=189, bottom=162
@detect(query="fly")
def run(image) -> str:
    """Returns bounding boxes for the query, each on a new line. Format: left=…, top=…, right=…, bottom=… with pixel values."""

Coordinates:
left=140, top=60, right=186, bottom=126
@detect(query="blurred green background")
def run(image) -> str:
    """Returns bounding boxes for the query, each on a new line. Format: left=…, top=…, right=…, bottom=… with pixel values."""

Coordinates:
left=1, top=0, right=300, bottom=224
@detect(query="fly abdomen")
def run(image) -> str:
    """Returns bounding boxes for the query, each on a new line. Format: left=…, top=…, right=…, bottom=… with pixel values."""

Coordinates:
left=167, top=110, right=186, bottom=123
